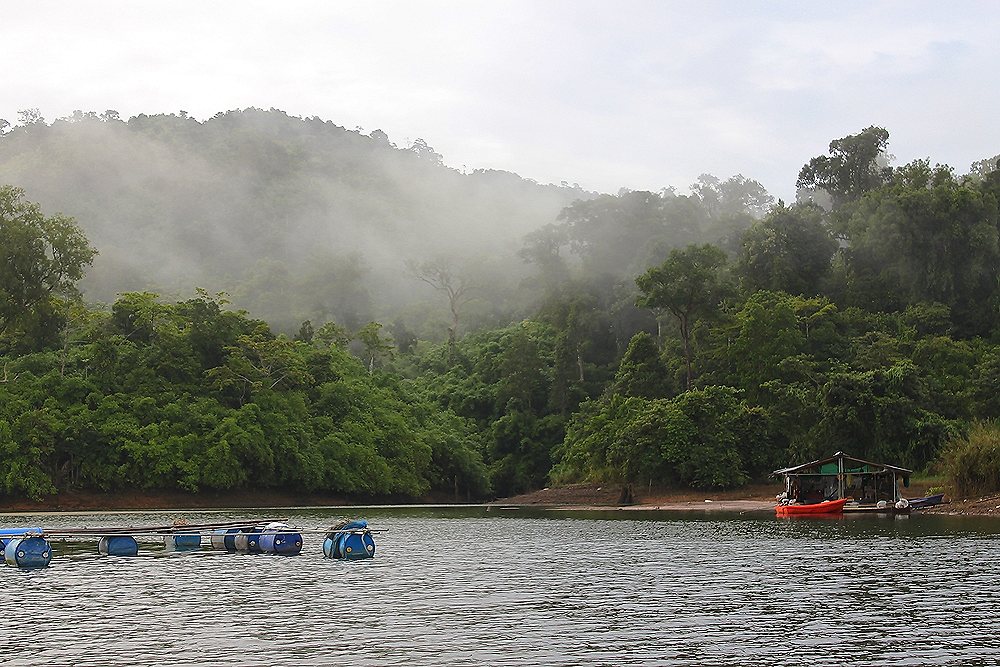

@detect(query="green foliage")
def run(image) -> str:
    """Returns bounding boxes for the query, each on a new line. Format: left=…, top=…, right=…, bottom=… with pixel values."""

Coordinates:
left=940, top=421, right=1000, bottom=497
left=841, top=160, right=1000, bottom=335
left=405, top=320, right=602, bottom=496
left=737, top=202, right=836, bottom=296
left=636, top=244, right=731, bottom=389
left=355, top=322, right=395, bottom=373
left=796, top=125, right=892, bottom=208
left=0, top=415, right=56, bottom=499
left=0, top=186, right=97, bottom=350
left=815, top=362, right=954, bottom=470
left=614, top=332, right=671, bottom=399
left=4, top=121, right=1000, bottom=503
left=556, top=386, right=772, bottom=491
left=969, top=347, right=1000, bottom=420
left=0, top=290, right=487, bottom=501
left=671, top=387, right=767, bottom=487
left=725, top=291, right=806, bottom=399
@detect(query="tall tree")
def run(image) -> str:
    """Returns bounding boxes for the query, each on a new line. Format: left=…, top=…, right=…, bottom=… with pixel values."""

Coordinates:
left=0, top=186, right=97, bottom=346
left=737, top=202, right=837, bottom=296
left=843, top=161, right=1000, bottom=335
left=968, top=154, right=1000, bottom=181
left=635, top=244, right=729, bottom=390
left=613, top=331, right=672, bottom=399
left=355, top=322, right=395, bottom=373
left=410, top=258, right=477, bottom=355
left=796, top=126, right=892, bottom=209
left=690, top=173, right=774, bottom=220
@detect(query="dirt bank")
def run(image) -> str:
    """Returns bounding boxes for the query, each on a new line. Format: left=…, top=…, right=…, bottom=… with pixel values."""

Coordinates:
left=494, top=482, right=783, bottom=512
left=493, top=480, right=980, bottom=514
left=920, top=493, right=1000, bottom=517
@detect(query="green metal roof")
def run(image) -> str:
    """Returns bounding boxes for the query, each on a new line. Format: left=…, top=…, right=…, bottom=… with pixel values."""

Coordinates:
left=773, top=451, right=912, bottom=476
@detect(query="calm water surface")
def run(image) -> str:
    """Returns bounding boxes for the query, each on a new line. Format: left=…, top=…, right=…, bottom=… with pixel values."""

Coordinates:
left=0, top=506, right=997, bottom=666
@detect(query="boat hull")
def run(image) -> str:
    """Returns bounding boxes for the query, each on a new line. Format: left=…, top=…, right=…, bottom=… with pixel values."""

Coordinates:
left=908, top=493, right=945, bottom=509
left=775, top=499, right=848, bottom=516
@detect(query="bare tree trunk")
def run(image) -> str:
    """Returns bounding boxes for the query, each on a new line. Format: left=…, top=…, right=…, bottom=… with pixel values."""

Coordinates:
left=447, top=326, right=456, bottom=364
left=681, top=315, right=692, bottom=390
left=618, top=483, right=635, bottom=505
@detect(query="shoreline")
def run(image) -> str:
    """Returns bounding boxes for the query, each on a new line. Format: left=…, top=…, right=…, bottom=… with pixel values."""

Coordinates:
left=2, top=482, right=996, bottom=517
left=0, top=489, right=443, bottom=514
left=491, top=499, right=777, bottom=513
left=491, top=483, right=783, bottom=513
left=490, top=481, right=999, bottom=517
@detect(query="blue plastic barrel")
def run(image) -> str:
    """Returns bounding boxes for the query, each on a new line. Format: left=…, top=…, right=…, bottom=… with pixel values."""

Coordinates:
left=1, top=527, right=44, bottom=558
left=164, top=534, right=202, bottom=551
left=257, top=522, right=302, bottom=556
left=210, top=527, right=242, bottom=552
left=322, top=520, right=375, bottom=560
left=3, top=536, right=53, bottom=569
left=234, top=527, right=264, bottom=554
left=98, top=535, right=139, bottom=556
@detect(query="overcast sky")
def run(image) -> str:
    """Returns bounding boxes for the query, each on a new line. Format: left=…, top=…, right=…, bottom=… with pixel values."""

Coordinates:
left=3, top=1, right=998, bottom=200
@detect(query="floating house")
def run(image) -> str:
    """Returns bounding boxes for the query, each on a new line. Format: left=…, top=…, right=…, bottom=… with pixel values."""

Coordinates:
left=774, top=451, right=912, bottom=513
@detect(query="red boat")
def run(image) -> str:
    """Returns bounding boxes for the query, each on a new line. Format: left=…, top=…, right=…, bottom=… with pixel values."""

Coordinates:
left=775, top=498, right=848, bottom=516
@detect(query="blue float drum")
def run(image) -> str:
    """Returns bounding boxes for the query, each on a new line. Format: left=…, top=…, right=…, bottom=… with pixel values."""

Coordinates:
left=258, top=522, right=303, bottom=556
left=1, top=528, right=49, bottom=568
left=234, top=526, right=265, bottom=554
left=164, top=533, right=202, bottom=551
left=98, top=535, right=139, bottom=556
left=3, top=536, right=53, bottom=569
left=322, top=520, right=375, bottom=560
left=1, top=527, right=43, bottom=555
left=210, top=527, right=242, bottom=552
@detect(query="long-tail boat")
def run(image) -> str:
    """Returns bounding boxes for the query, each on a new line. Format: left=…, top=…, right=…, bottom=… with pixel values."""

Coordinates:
left=908, top=493, right=945, bottom=509
left=775, top=498, right=848, bottom=516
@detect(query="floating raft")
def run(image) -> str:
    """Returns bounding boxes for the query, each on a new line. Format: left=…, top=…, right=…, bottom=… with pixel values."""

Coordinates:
left=0, top=518, right=378, bottom=569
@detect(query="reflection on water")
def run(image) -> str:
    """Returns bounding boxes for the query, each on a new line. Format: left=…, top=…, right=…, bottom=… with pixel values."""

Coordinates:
left=1, top=507, right=998, bottom=666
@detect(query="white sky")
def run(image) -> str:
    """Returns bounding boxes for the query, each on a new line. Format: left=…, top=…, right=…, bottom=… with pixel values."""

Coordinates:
left=3, top=1, right=998, bottom=200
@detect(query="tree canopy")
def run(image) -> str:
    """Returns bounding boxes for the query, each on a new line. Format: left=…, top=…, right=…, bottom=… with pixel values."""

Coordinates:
left=0, top=185, right=96, bottom=347
left=796, top=125, right=893, bottom=208
left=2, top=121, right=1000, bottom=502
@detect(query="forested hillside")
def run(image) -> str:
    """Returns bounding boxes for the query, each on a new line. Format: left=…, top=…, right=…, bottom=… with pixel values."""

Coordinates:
left=0, top=109, right=766, bottom=338
left=0, top=109, right=589, bottom=333
left=2, top=114, right=999, bottom=502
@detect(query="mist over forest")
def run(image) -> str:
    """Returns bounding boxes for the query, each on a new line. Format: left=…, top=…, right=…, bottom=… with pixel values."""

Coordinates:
left=0, top=108, right=769, bottom=339
left=3, top=107, right=1000, bottom=503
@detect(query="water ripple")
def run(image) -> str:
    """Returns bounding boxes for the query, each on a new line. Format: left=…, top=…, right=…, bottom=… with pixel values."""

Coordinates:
left=1, top=508, right=997, bottom=666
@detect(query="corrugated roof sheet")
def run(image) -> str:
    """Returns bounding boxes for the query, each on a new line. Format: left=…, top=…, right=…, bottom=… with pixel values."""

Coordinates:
left=773, top=451, right=912, bottom=476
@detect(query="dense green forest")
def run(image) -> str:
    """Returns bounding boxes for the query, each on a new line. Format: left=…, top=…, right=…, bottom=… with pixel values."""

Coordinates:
left=2, top=111, right=1000, bottom=501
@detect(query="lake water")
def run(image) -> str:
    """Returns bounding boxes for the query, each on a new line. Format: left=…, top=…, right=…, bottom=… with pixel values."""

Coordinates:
left=0, top=506, right=998, bottom=666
